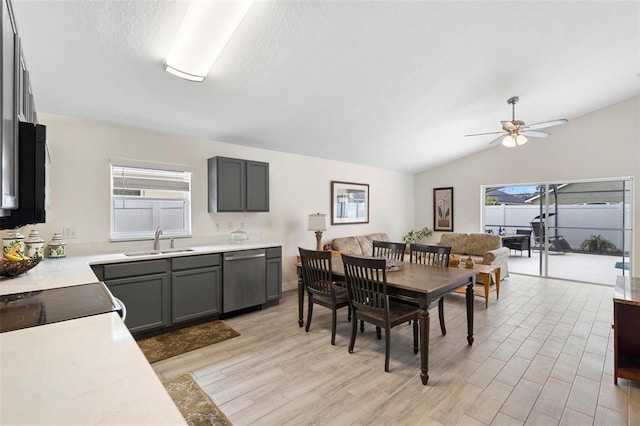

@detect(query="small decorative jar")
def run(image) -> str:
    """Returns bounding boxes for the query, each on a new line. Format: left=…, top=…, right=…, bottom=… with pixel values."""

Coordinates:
left=449, top=254, right=460, bottom=267
left=47, top=233, right=66, bottom=259
left=465, top=256, right=475, bottom=269
left=3, top=228, right=25, bottom=256
left=25, top=230, right=45, bottom=258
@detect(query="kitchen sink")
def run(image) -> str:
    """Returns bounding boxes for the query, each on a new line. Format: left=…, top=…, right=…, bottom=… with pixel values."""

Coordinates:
left=160, top=248, right=195, bottom=254
left=123, top=248, right=195, bottom=257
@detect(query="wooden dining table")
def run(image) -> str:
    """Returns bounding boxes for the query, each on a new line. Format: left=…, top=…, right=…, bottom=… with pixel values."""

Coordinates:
left=296, top=257, right=476, bottom=385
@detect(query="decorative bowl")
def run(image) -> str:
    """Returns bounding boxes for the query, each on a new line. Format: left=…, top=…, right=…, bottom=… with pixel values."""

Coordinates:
left=0, top=256, right=42, bottom=277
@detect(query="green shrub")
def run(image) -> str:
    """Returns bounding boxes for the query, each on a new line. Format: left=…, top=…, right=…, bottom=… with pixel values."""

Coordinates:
left=580, top=235, right=617, bottom=254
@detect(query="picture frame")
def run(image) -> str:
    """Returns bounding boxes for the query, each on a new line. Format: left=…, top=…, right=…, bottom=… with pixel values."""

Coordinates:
left=331, top=181, right=369, bottom=225
left=433, top=187, right=454, bottom=232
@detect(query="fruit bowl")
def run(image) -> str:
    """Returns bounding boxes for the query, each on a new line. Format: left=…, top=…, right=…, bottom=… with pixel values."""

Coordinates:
left=0, top=256, right=42, bottom=277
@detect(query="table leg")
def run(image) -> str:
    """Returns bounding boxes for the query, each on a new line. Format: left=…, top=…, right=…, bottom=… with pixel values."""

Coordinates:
left=466, top=282, right=475, bottom=345
left=495, top=268, right=501, bottom=300
left=482, top=273, right=489, bottom=309
left=528, top=236, right=531, bottom=257
left=297, top=270, right=304, bottom=327
left=418, top=306, right=430, bottom=385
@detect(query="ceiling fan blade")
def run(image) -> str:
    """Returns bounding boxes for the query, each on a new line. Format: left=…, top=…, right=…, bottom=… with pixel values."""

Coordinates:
left=501, top=121, right=517, bottom=131
left=520, top=130, right=550, bottom=138
left=464, top=130, right=505, bottom=137
left=525, top=119, right=568, bottom=130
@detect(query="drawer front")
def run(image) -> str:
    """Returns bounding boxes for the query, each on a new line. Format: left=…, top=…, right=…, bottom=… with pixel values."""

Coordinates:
left=171, top=254, right=221, bottom=271
left=103, top=259, right=168, bottom=280
left=266, top=246, right=281, bottom=259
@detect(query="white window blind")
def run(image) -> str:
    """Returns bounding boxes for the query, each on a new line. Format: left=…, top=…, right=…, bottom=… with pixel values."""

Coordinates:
left=110, top=161, right=192, bottom=241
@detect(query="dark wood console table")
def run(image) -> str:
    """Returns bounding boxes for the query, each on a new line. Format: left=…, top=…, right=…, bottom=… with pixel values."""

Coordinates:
left=613, top=276, right=640, bottom=384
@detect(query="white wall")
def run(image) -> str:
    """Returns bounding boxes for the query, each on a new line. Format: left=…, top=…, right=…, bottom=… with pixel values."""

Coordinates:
left=414, top=96, right=640, bottom=277
left=24, top=114, right=415, bottom=290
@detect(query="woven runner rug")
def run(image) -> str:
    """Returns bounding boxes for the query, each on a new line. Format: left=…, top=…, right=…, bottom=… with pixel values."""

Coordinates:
left=137, top=320, right=240, bottom=363
left=164, top=374, right=233, bottom=426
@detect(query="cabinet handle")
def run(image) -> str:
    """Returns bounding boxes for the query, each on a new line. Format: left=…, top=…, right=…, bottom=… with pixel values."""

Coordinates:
left=224, top=253, right=266, bottom=261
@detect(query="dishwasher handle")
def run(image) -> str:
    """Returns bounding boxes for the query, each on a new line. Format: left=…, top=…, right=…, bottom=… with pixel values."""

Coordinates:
left=224, top=253, right=266, bottom=261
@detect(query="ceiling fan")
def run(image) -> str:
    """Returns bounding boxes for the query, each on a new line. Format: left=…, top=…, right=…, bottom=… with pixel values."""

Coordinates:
left=465, top=97, right=568, bottom=147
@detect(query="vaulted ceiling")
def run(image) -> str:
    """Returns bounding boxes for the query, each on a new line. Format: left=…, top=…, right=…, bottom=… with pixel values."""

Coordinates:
left=12, top=1, right=640, bottom=173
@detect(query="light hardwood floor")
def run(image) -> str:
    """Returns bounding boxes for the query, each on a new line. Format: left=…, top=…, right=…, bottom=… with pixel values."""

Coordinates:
left=152, top=274, right=639, bottom=425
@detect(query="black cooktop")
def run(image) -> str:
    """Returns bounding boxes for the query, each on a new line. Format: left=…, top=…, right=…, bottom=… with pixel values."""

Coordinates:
left=0, top=282, right=120, bottom=333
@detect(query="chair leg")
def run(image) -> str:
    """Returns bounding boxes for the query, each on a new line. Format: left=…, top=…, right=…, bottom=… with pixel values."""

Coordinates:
left=438, top=298, right=446, bottom=336
left=348, top=314, right=357, bottom=353
left=384, top=329, right=391, bottom=372
left=376, top=326, right=382, bottom=340
left=347, top=305, right=352, bottom=322
left=305, top=296, right=314, bottom=332
left=331, top=307, right=337, bottom=345
left=413, top=319, right=419, bottom=354
left=360, top=319, right=364, bottom=333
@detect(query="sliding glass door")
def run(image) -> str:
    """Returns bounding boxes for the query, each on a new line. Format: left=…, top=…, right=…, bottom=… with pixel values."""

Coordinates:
left=483, top=178, right=633, bottom=285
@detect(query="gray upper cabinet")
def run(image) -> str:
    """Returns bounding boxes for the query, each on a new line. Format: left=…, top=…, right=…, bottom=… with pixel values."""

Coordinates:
left=208, top=156, right=269, bottom=212
left=1, top=0, right=19, bottom=214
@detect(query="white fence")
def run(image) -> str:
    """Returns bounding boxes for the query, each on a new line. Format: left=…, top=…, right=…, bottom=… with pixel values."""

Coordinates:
left=485, top=203, right=632, bottom=251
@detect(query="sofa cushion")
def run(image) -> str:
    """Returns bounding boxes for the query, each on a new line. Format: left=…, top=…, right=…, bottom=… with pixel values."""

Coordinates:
left=357, top=233, right=390, bottom=256
left=331, top=236, right=363, bottom=255
left=439, top=233, right=469, bottom=254
left=466, top=233, right=501, bottom=256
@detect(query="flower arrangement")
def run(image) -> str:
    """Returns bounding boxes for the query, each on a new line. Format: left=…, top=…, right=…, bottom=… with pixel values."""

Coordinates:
left=402, top=227, right=433, bottom=244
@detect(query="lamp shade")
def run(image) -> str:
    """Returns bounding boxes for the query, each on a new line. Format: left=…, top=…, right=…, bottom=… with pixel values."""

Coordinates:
left=307, top=213, right=327, bottom=231
left=502, top=135, right=516, bottom=147
left=516, top=134, right=528, bottom=145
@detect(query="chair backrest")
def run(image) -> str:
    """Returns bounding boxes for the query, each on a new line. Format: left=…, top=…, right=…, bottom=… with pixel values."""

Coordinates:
left=372, top=240, right=406, bottom=261
left=515, top=229, right=531, bottom=236
left=530, top=221, right=545, bottom=241
left=341, top=253, right=388, bottom=318
left=409, top=243, right=451, bottom=266
left=299, top=247, right=334, bottom=297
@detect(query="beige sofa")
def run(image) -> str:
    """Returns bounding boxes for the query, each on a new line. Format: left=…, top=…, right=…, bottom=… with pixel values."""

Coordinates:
left=439, top=233, right=509, bottom=280
left=331, top=233, right=390, bottom=256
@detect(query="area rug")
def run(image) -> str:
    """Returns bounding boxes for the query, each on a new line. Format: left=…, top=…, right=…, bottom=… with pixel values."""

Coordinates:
left=137, top=320, right=240, bottom=363
left=164, top=374, right=233, bottom=426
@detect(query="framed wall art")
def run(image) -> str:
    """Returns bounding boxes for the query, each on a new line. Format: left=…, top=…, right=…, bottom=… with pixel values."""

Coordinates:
left=433, top=187, right=454, bottom=232
left=331, top=181, right=369, bottom=225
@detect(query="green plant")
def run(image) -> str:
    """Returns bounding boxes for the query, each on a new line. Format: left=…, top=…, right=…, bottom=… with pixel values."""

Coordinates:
left=402, top=227, right=433, bottom=244
left=580, top=234, right=617, bottom=254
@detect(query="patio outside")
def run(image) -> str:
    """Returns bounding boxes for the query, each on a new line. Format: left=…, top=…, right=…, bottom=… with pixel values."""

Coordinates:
left=506, top=249, right=629, bottom=286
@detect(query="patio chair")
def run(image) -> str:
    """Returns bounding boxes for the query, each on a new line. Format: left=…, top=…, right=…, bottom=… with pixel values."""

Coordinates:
left=503, top=229, right=531, bottom=256
left=530, top=221, right=571, bottom=253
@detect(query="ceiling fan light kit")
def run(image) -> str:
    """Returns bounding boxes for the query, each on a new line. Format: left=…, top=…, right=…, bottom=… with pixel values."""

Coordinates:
left=466, top=96, right=568, bottom=147
left=164, top=0, right=253, bottom=82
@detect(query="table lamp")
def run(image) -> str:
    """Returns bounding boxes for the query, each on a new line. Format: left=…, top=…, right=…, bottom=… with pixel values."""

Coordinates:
left=307, top=213, right=327, bottom=251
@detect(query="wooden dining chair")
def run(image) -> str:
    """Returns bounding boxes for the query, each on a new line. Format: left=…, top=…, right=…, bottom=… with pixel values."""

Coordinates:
left=395, top=244, right=452, bottom=336
left=298, top=247, right=351, bottom=345
left=341, top=253, right=419, bottom=372
left=372, top=240, right=406, bottom=261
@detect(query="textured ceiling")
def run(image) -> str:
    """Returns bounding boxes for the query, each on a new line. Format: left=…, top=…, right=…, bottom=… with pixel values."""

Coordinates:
left=11, top=1, right=640, bottom=173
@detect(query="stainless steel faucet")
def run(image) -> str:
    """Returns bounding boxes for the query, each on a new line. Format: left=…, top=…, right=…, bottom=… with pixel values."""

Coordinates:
left=154, top=227, right=163, bottom=250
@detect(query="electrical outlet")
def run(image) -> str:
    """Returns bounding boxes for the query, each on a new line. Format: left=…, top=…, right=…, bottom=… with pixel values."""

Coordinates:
left=63, top=227, right=77, bottom=239
left=228, top=222, right=233, bottom=231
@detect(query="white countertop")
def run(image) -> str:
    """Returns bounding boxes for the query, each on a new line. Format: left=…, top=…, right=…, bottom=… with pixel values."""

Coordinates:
left=0, top=241, right=282, bottom=425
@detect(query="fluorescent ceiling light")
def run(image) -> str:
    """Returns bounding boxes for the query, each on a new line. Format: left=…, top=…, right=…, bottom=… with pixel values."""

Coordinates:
left=164, top=0, right=252, bottom=82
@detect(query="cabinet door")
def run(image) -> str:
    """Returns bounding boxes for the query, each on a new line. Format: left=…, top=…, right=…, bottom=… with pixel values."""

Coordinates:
left=209, top=156, right=245, bottom=212
left=246, top=160, right=269, bottom=212
left=266, top=247, right=282, bottom=301
left=1, top=0, right=19, bottom=212
left=105, top=273, right=170, bottom=334
left=172, top=266, right=222, bottom=323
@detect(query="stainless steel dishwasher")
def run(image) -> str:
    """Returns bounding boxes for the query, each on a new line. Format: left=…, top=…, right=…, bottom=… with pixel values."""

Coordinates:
left=223, top=249, right=266, bottom=313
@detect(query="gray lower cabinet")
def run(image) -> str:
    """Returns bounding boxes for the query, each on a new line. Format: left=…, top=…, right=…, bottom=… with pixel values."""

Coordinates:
left=266, top=247, right=282, bottom=302
left=95, top=259, right=171, bottom=335
left=90, top=247, right=282, bottom=334
left=171, top=254, right=221, bottom=323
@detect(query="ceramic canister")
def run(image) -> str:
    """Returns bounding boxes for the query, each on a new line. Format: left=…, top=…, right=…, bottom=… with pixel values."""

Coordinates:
left=47, top=232, right=66, bottom=259
left=25, top=230, right=45, bottom=258
left=3, top=229, right=25, bottom=256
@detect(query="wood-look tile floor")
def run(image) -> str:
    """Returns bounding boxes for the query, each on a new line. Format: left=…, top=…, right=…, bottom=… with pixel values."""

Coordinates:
left=152, top=274, right=639, bottom=425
